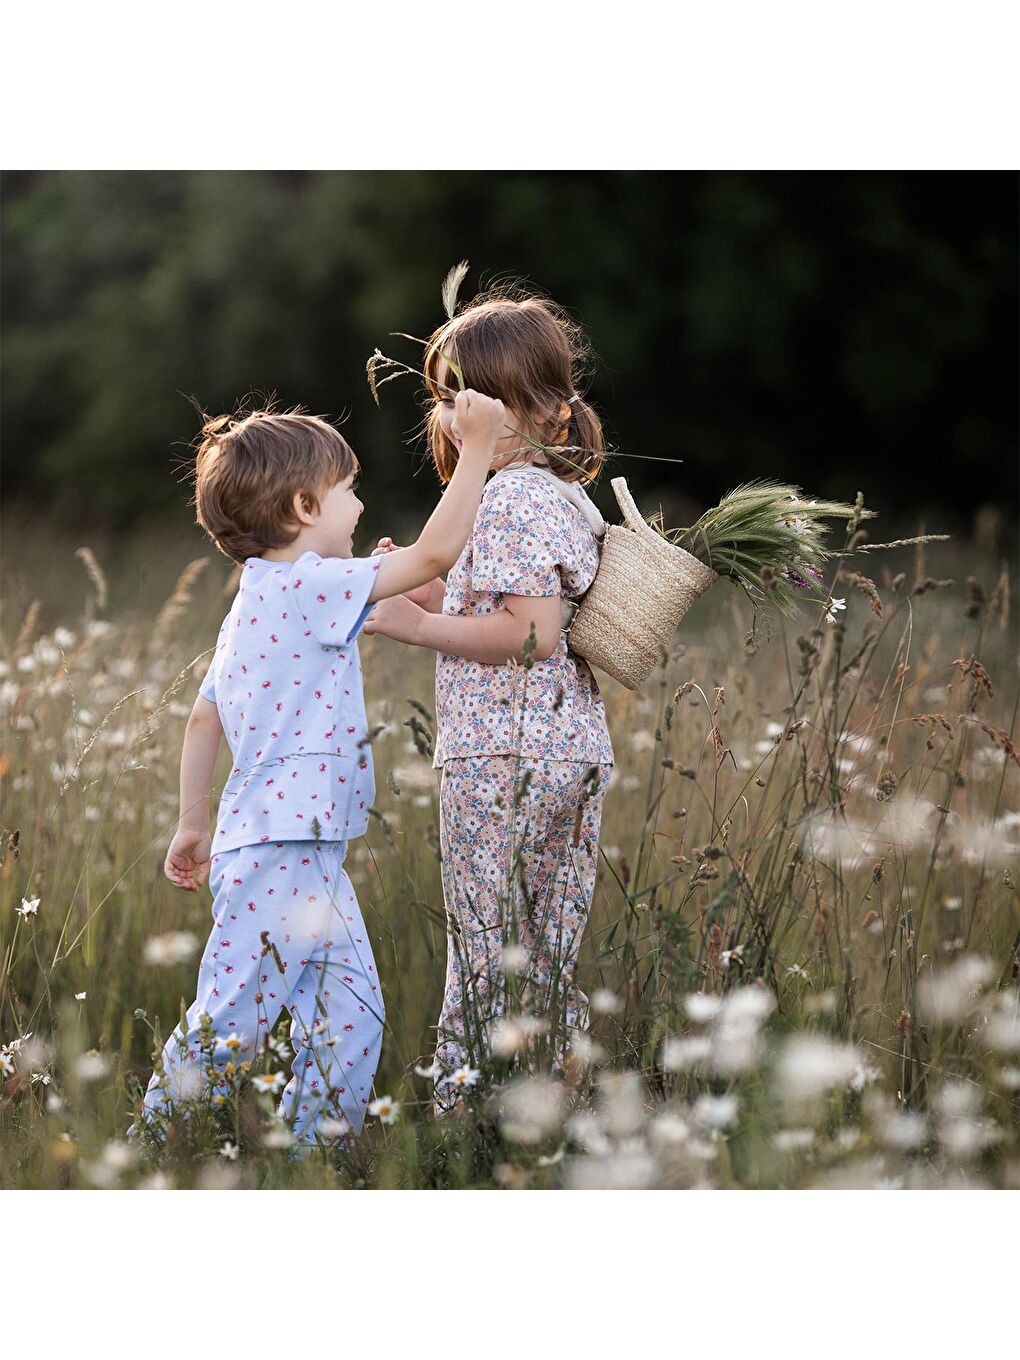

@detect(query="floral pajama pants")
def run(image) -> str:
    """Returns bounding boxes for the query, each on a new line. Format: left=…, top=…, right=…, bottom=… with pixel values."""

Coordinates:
left=135, top=840, right=384, bottom=1143
left=434, top=756, right=610, bottom=1104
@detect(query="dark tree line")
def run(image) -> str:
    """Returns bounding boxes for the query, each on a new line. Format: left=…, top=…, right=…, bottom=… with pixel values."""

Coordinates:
left=2, top=171, right=1016, bottom=529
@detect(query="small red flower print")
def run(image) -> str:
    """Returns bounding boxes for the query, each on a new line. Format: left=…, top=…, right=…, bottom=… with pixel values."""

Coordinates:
left=262, top=681, right=271, bottom=689
left=317, top=593, right=327, bottom=603
left=344, top=590, right=352, bottom=600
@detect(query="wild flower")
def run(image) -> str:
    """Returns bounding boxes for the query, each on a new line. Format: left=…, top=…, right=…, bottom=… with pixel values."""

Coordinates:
left=263, top=1124, right=295, bottom=1150
left=499, top=1077, right=565, bottom=1145
left=536, top=1147, right=566, bottom=1167
left=824, top=597, right=847, bottom=623
left=217, top=1033, right=244, bottom=1052
left=878, top=1112, right=927, bottom=1151
left=773, top=1128, right=816, bottom=1153
left=502, top=944, right=529, bottom=973
left=368, top=1095, right=400, bottom=1125
left=74, top=992, right=87, bottom=1002
left=684, top=993, right=723, bottom=1023
left=318, top=1118, right=351, bottom=1140
left=786, top=963, right=811, bottom=983
left=447, top=1065, right=481, bottom=1089
left=16, top=897, right=40, bottom=918
left=565, top=1112, right=611, bottom=1157
left=414, top=1060, right=444, bottom=1080
left=491, top=1018, right=528, bottom=1057
left=849, top=1061, right=880, bottom=1092
left=568, top=1034, right=605, bottom=1067
left=0, top=1052, right=15, bottom=1076
left=649, top=1113, right=690, bottom=1146
left=918, top=955, right=994, bottom=1023
left=590, top=988, right=623, bottom=1016
left=661, top=1036, right=711, bottom=1072
left=599, top=1072, right=646, bottom=1139
left=74, top=1050, right=111, bottom=1082
left=566, top=1144, right=659, bottom=1191
left=252, top=1072, right=285, bottom=1094
left=719, top=945, right=744, bottom=970
left=220, top=1142, right=239, bottom=1161
left=692, top=1094, right=739, bottom=1130
left=143, top=931, right=200, bottom=966
left=776, top=1036, right=862, bottom=1104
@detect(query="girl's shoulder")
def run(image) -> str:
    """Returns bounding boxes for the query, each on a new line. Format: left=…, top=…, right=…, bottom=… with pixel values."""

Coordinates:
left=481, top=467, right=572, bottom=519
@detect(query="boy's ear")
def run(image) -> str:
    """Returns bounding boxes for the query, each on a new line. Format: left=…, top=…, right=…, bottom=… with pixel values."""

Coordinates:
left=291, top=489, right=318, bottom=526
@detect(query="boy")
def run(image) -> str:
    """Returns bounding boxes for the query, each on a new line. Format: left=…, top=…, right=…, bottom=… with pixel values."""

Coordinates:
left=134, top=391, right=504, bottom=1146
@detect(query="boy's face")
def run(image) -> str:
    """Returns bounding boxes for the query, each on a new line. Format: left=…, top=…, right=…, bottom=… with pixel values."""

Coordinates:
left=312, top=470, right=363, bottom=557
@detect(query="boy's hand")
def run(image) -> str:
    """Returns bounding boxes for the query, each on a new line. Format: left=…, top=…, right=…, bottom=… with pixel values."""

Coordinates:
left=165, top=828, right=212, bottom=892
left=372, top=537, right=445, bottom=608
left=362, top=594, right=428, bottom=646
left=453, top=390, right=506, bottom=460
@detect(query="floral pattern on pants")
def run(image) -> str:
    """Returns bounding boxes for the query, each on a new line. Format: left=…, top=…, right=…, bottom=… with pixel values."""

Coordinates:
left=135, top=840, right=383, bottom=1143
left=435, top=756, right=610, bottom=1106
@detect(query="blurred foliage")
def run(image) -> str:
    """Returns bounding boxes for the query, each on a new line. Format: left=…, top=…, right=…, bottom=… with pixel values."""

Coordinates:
left=2, top=171, right=1016, bottom=528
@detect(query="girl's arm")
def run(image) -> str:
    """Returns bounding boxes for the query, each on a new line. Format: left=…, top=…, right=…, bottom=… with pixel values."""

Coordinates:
left=363, top=593, right=563, bottom=664
left=164, top=695, right=223, bottom=892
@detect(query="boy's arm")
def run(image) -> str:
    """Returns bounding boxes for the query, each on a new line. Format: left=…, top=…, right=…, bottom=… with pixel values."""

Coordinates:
left=371, top=538, right=446, bottom=611
left=368, top=390, right=504, bottom=604
left=165, top=695, right=223, bottom=892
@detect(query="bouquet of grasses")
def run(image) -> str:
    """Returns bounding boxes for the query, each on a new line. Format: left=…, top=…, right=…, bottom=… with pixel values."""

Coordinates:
left=565, top=476, right=946, bottom=689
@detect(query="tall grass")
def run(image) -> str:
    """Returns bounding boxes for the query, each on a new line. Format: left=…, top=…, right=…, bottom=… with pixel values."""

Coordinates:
left=1, top=530, right=1017, bottom=1189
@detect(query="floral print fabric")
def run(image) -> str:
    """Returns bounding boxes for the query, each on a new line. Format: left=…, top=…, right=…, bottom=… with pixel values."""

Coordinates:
left=433, top=755, right=611, bottom=1105
left=433, top=468, right=614, bottom=768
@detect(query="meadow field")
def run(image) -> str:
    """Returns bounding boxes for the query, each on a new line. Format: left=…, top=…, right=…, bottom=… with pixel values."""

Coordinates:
left=1, top=519, right=1017, bottom=1190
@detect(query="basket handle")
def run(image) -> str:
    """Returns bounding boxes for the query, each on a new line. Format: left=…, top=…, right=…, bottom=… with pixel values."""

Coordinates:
left=611, top=477, right=664, bottom=545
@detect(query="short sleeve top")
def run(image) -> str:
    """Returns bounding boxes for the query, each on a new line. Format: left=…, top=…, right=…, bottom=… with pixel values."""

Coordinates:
left=433, top=468, right=614, bottom=767
left=199, top=550, right=380, bottom=852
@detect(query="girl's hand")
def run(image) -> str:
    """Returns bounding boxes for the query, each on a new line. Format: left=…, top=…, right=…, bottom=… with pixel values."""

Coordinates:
left=371, top=537, right=444, bottom=608
left=362, top=593, right=428, bottom=646
left=165, top=828, right=212, bottom=892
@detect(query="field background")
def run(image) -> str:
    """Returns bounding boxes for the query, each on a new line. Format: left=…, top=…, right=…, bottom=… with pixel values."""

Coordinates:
left=1, top=171, right=1017, bottom=1189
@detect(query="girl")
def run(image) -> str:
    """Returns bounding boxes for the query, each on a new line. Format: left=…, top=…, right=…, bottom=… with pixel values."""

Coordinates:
left=363, top=289, right=614, bottom=1106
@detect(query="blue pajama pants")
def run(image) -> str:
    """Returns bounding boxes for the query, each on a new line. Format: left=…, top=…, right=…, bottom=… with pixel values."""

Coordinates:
left=136, top=840, right=384, bottom=1143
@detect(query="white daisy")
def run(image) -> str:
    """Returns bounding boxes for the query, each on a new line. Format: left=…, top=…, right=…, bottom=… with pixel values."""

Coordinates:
left=251, top=1071, right=285, bottom=1093
left=368, top=1095, right=400, bottom=1124
left=16, top=897, right=40, bottom=918
left=447, top=1065, right=481, bottom=1089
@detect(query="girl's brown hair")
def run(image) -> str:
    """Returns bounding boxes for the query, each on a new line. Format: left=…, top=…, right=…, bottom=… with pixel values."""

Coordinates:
left=192, top=404, right=358, bottom=564
left=422, top=287, right=605, bottom=485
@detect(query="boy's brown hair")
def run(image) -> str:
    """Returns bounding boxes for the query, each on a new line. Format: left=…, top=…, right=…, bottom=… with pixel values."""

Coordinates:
left=192, top=404, right=358, bottom=564
left=422, top=287, right=606, bottom=485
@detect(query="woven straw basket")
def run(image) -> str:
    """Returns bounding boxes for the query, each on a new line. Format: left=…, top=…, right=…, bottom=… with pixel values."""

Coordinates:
left=566, top=478, right=717, bottom=690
